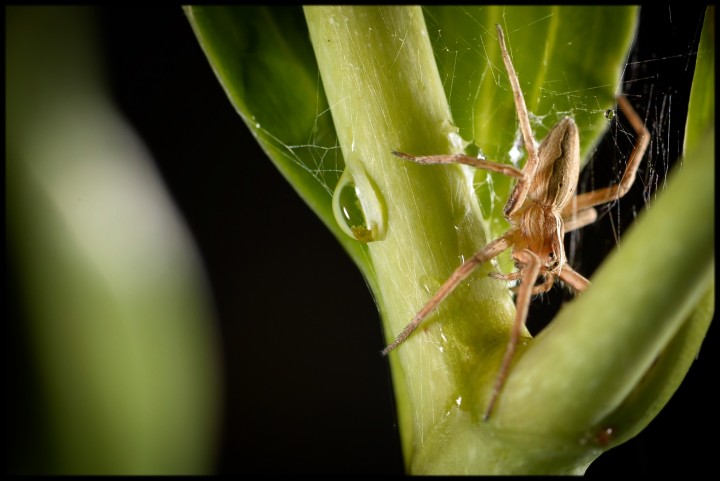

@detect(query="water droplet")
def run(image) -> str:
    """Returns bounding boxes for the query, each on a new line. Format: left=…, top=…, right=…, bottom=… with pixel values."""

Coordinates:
left=332, top=159, right=386, bottom=243
left=605, top=108, right=616, bottom=120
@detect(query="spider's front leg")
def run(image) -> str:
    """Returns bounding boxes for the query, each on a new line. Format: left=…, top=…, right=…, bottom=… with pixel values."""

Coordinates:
left=391, top=151, right=525, bottom=180
left=561, top=95, right=650, bottom=215
left=558, top=264, right=590, bottom=293
left=563, top=206, right=597, bottom=232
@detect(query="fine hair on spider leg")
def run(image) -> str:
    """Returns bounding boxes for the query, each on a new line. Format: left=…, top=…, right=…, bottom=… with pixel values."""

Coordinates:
left=383, top=24, right=649, bottom=421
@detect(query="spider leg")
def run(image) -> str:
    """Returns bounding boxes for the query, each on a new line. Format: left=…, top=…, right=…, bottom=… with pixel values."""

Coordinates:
left=496, top=24, right=541, bottom=217
left=558, top=264, right=590, bottom=293
left=489, top=270, right=523, bottom=282
left=530, top=273, right=555, bottom=295
left=392, top=151, right=524, bottom=179
left=562, top=95, right=650, bottom=215
left=563, top=207, right=598, bottom=232
left=484, top=248, right=542, bottom=421
left=382, top=235, right=512, bottom=356
left=491, top=270, right=554, bottom=295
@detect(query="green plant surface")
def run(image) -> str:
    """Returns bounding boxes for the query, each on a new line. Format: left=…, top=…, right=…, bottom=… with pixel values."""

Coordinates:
left=185, top=5, right=714, bottom=474
left=7, top=7, right=221, bottom=474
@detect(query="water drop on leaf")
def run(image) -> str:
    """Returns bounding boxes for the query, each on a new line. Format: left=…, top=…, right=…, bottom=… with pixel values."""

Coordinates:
left=332, top=159, right=386, bottom=243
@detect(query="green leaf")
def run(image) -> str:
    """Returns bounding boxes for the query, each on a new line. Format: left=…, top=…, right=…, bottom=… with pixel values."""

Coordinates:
left=599, top=6, right=715, bottom=447
left=7, top=7, right=220, bottom=474
left=586, top=4, right=715, bottom=448
left=685, top=6, right=715, bottom=157
left=605, top=6, right=715, bottom=444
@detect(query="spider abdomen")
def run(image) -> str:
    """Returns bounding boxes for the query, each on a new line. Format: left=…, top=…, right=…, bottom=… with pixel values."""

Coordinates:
left=530, top=117, right=581, bottom=210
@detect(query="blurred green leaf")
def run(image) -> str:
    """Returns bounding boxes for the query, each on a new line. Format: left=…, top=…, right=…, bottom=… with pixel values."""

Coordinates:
left=685, top=5, right=715, bottom=156
left=7, top=6, right=220, bottom=474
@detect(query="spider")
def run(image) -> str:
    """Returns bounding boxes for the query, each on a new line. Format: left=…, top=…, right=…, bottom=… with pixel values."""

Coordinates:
left=381, top=24, right=650, bottom=420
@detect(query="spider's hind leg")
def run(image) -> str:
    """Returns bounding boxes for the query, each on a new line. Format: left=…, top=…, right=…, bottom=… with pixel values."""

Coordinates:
left=484, top=248, right=542, bottom=421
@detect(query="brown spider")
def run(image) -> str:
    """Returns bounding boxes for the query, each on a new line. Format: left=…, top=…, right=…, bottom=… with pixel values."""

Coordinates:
left=382, top=24, right=650, bottom=420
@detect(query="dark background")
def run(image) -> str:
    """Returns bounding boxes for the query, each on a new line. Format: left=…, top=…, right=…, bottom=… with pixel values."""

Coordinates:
left=9, top=5, right=715, bottom=474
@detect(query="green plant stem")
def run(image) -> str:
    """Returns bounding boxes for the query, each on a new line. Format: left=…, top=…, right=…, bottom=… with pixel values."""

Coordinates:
left=304, top=6, right=518, bottom=468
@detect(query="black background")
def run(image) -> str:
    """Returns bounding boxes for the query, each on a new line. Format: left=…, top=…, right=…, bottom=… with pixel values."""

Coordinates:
left=9, top=5, right=715, bottom=475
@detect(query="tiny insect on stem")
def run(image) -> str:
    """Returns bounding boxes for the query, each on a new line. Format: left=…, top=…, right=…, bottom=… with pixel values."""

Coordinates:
left=383, top=24, right=649, bottom=421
